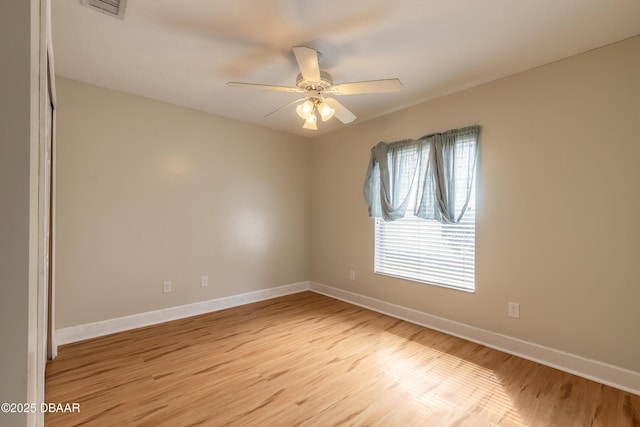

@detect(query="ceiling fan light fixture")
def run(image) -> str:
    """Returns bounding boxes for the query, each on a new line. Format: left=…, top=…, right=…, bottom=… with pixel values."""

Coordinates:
left=317, top=101, right=335, bottom=122
left=227, top=47, right=401, bottom=130
left=296, top=100, right=314, bottom=119
left=302, top=112, right=317, bottom=130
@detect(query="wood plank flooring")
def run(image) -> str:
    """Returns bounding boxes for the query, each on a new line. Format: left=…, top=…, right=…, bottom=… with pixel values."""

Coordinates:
left=45, top=291, right=640, bottom=426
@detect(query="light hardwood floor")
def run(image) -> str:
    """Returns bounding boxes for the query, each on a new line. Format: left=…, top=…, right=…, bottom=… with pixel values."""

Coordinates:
left=46, top=291, right=640, bottom=426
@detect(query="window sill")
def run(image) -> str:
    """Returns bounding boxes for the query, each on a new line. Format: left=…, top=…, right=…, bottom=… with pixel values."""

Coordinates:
left=374, top=271, right=475, bottom=293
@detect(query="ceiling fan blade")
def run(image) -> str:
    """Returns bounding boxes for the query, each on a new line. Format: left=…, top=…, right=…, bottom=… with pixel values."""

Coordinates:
left=330, top=78, right=402, bottom=95
left=293, top=46, right=321, bottom=82
left=227, top=82, right=302, bottom=93
left=264, top=97, right=306, bottom=118
left=324, top=97, right=356, bottom=124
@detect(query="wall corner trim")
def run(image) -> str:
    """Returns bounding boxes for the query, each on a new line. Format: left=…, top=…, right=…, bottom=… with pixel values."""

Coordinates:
left=309, top=281, right=640, bottom=396
left=55, top=281, right=311, bottom=345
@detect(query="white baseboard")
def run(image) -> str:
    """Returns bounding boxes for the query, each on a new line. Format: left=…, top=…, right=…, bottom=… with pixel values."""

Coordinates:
left=309, top=281, right=640, bottom=396
left=55, top=281, right=310, bottom=345
left=56, top=279, right=640, bottom=395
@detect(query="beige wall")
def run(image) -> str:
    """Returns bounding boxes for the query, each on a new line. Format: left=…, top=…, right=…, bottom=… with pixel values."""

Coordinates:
left=310, top=36, right=640, bottom=372
left=55, top=78, right=310, bottom=328
left=0, top=0, right=42, bottom=426
left=0, top=2, right=31, bottom=424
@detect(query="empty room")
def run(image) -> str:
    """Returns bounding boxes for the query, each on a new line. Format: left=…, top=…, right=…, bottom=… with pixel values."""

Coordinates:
left=2, top=0, right=640, bottom=426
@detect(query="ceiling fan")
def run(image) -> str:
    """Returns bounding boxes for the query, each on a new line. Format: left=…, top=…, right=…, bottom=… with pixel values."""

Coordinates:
left=227, top=46, right=402, bottom=130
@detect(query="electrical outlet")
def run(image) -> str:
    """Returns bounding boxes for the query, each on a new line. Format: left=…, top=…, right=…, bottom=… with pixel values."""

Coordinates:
left=349, top=270, right=356, bottom=280
left=508, top=302, right=520, bottom=319
left=201, top=275, right=208, bottom=287
left=163, top=280, right=172, bottom=293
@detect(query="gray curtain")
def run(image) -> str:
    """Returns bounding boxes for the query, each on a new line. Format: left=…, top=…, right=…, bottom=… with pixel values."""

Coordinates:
left=363, top=125, right=479, bottom=223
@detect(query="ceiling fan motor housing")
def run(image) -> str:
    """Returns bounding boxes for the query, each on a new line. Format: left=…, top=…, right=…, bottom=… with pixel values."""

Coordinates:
left=296, top=71, right=333, bottom=93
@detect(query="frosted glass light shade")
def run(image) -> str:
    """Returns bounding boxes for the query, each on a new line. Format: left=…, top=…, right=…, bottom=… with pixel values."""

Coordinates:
left=302, top=112, right=317, bottom=130
left=317, top=101, right=335, bottom=122
left=296, top=100, right=314, bottom=119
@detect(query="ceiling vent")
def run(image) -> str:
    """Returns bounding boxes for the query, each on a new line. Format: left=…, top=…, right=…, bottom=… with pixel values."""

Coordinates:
left=81, top=0, right=127, bottom=20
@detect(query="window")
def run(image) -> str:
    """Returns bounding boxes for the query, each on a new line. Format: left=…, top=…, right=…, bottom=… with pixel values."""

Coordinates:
left=374, top=179, right=475, bottom=291
left=363, top=126, right=479, bottom=292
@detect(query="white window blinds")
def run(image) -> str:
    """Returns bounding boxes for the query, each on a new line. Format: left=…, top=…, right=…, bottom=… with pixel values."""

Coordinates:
left=374, top=184, right=475, bottom=291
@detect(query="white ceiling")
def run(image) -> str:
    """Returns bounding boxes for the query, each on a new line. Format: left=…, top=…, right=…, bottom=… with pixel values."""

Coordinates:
left=52, top=0, right=640, bottom=138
